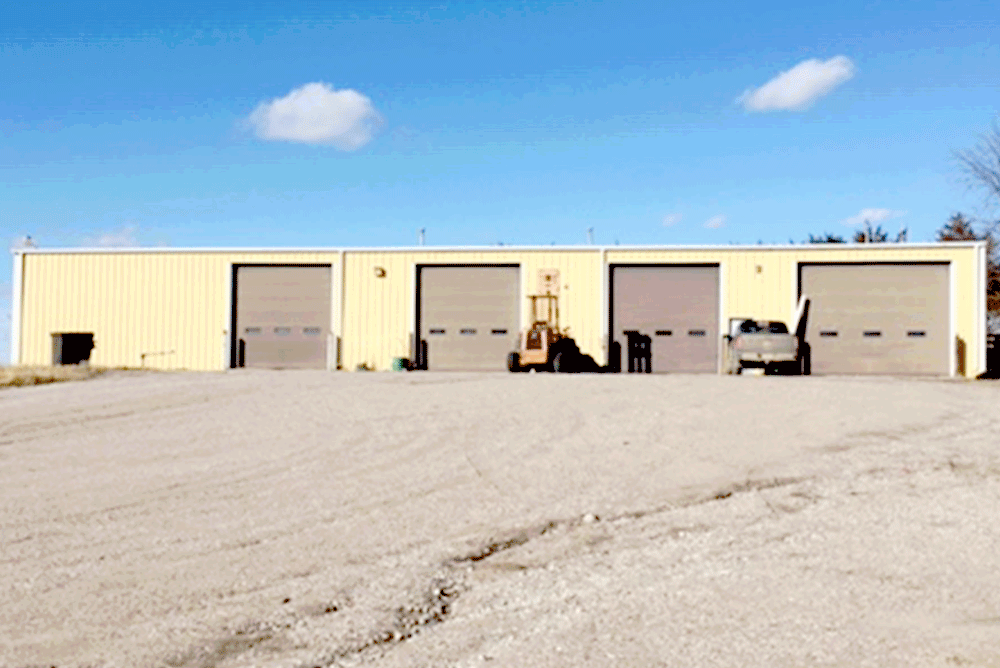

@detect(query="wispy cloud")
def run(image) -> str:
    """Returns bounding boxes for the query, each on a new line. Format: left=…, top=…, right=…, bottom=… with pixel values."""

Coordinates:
left=839, top=208, right=905, bottom=228
left=244, top=82, right=383, bottom=150
left=94, top=225, right=139, bottom=248
left=738, top=56, right=855, bottom=112
left=704, top=214, right=726, bottom=229
left=662, top=213, right=683, bottom=227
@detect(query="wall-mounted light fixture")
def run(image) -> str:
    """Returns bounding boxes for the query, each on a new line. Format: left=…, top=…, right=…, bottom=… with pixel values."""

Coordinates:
left=374, top=266, right=386, bottom=278
left=755, top=265, right=763, bottom=274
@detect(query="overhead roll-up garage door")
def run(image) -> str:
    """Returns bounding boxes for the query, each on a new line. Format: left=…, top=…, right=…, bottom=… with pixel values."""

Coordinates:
left=611, top=265, right=720, bottom=373
left=418, top=266, right=519, bottom=370
left=800, top=263, right=949, bottom=375
left=233, top=265, right=332, bottom=369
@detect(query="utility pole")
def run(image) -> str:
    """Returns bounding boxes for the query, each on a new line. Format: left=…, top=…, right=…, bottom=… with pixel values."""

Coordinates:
left=587, top=227, right=594, bottom=245
left=418, top=228, right=425, bottom=246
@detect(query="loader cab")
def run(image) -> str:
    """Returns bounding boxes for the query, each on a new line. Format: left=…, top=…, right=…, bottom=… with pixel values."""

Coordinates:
left=525, top=323, right=546, bottom=350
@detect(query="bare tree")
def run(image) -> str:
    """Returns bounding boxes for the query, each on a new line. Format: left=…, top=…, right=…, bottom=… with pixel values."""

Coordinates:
left=953, top=120, right=1000, bottom=328
left=955, top=119, right=1000, bottom=216
left=936, top=212, right=999, bottom=317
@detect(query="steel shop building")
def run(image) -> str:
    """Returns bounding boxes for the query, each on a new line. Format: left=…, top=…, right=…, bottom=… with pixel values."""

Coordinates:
left=9, top=242, right=990, bottom=377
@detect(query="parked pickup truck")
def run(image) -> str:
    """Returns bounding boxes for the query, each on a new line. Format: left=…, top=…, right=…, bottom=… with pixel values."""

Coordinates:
left=726, top=319, right=800, bottom=374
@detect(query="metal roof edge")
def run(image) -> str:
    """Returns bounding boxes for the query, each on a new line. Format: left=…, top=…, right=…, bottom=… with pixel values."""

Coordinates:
left=12, top=241, right=987, bottom=255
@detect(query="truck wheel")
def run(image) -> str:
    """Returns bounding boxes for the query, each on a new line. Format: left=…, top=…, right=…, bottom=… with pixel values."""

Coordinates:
left=507, top=352, right=520, bottom=372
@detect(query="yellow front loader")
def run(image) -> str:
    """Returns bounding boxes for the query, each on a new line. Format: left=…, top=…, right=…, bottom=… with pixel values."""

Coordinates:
left=507, top=294, right=581, bottom=372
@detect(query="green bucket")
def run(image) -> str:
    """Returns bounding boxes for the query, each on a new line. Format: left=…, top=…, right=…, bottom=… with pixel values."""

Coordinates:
left=390, top=357, right=408, bottom=372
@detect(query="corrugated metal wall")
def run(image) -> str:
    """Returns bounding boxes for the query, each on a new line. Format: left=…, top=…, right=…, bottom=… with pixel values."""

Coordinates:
left=606, top=245, right=984, bottom=375
left=19, top=251, right=339, bottom=370
left=15, top=244, right=985, bottom=376
left=342, top=250, right=602, bottom=371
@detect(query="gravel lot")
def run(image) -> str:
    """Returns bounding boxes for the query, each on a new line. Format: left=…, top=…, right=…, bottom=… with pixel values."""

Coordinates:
left=2, top=370, right=999, bottom=667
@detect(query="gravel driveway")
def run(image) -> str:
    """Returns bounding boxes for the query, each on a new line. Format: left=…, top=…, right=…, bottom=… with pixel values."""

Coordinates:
left=2, top=371, right=999, bottom=667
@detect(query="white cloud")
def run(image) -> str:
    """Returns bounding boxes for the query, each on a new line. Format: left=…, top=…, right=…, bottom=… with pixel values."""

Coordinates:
left=738, top=56, right=855, bottom=112
left=245, top=82, right=383, bottom=150
left=662, top=213, right=683, bottom=227
left=704, top=214, right=726, bottom=229
left=839, top=208, right=906, bottom=228
left=95, top=225, right=139, bottom=248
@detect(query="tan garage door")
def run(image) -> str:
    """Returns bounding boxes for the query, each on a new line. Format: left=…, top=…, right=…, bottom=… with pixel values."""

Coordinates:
left=419, top=266, right=519, bottom=371
left=611, top=265, right=720, bottom=373
left=801, top=263, right=949, bottom=375
left=234, top=265, right=331, bottom=369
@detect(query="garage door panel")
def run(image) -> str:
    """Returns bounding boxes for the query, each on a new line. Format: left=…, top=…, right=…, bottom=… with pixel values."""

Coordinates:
left=420, top=266, right=519, bottom=371
left=244, top=340, right=327, bottom=369
left=802, top=264, right=948, bottom=375
left=612, top=266, right=719, bottom=373
left=235, top=266, right=332, bottom=370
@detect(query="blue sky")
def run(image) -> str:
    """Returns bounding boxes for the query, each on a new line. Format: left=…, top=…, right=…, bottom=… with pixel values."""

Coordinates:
left=3, top=1, right=999, bottom=362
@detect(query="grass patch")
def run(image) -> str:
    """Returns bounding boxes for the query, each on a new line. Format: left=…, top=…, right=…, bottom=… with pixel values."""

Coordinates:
left=0, top=365, right=107, bottom=389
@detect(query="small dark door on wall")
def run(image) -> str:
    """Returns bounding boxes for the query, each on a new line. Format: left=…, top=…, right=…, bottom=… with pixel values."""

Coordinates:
left=418, top=266, right=520, bottom=370
left=52, top=333, right=95, bottom=365
left=233, top=265, right=332, bottom=369
left=610, top=265, right=720, bottom=373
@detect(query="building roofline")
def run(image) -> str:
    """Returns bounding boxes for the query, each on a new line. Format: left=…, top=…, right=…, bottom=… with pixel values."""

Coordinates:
left=9, top=241, right=988, bottom=255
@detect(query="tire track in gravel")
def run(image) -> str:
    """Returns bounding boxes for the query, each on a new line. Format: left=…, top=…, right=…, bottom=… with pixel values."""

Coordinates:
left=171, top=475, right=815, bottom=668
left=158, top=402, right=1000, bottom=668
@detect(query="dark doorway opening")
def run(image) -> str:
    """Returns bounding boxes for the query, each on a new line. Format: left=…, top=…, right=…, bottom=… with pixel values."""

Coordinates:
left=53, top=333, right=95, bottom=365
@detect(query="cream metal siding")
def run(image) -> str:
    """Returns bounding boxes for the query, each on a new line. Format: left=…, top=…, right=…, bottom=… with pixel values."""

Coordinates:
left=606, top=244, right=985, bottom=377
left=342, top=249, right=602, bottom=372
left=10, top=251, right=24, bottom=365
left=13, top=242, right=986, bottom=377
left=18, top=251, right=340, bottom=371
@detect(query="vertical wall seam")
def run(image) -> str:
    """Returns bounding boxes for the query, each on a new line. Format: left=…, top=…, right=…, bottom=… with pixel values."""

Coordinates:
left=225, top=259, right=234, bottom=370
left=949, top=260, right=957, bottom=377
left=978, top=241, right=987, bottom=376
left=599, top=246, right=608, bottom=365
left=10, top=251, right=24, bottom=365
left=717, top=259, right=726, bottom=374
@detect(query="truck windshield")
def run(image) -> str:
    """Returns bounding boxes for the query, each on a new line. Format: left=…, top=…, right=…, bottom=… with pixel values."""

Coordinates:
left=738, top=320, right=789, bottom=334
